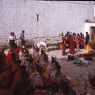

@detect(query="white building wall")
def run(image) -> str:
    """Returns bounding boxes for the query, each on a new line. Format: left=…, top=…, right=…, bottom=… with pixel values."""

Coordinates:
left=0, top=0, right=94, bottom=44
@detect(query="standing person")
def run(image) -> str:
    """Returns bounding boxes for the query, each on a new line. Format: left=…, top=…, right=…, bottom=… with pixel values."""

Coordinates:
left=80, top=33, right=84, bottom=48
left=20, top=30, right=25, bottom=46
left=60, top=33, right=67, bottom=55
left=69, top=33, right=75, bottom=54
left=73, top=33, right=77, bottom=49
left=76, top=34, right=81, bottom=50
left=85, top=32, right=90, bottom=45
left=8, top=32, right=17, bottom=48
left=66, top=32, right=70, bottom=48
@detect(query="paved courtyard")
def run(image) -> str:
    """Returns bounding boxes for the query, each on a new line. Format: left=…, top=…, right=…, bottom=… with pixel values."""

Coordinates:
left=47, top=49, right=95, bottom=94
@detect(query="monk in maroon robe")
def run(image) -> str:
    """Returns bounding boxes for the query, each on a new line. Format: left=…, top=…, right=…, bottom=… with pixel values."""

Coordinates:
left=69, top=34, right=75, bottom=54
left=60, top=33, right=67, bottom=55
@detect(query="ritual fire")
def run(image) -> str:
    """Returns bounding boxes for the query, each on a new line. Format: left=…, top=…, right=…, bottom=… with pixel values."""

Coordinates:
left=83, top=44, right=92, bottom=54
left=81, top=44, right=95, bottom=60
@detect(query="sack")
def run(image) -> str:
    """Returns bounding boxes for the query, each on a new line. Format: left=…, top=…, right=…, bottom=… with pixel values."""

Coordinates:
left=68, top=55, right=75, bottom=60
left=73, top=60, right=83, bottom=65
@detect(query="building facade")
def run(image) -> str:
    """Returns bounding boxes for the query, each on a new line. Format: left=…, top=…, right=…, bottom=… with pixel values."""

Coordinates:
left=0, top=0, right=94, bottom=45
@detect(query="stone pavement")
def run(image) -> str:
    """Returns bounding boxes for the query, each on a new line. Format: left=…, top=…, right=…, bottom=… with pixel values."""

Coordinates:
left=46, top=49, right=83, bottom=59
left=46, top=49, right=95, bottom=94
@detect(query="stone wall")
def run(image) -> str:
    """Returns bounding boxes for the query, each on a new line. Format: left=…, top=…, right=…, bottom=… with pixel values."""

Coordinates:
left=0, top=0, right=94, bottom=46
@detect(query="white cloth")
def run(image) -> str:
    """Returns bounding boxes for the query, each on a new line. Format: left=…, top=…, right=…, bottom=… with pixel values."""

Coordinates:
left=79, top=57, right=88, bottom=64
left=29, top=48, right=34, bottom=56
left=37, top=41, right=47, bottom=48
left=8, top=35, right=16, bottom=43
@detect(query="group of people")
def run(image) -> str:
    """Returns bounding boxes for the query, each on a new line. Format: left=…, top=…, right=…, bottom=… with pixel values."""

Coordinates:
left=8, top=30, right=90, bottom=56
left=8, top=30, right=25, bottom=48
left=0, top=30, right=92, bottom=95
left=0, top=41, right=77, bottom=95
left=60, top=32, right=90, bottom=55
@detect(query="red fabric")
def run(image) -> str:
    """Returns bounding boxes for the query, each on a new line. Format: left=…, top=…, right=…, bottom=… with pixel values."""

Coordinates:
left=6, top=51, right=12, bottom=64
left=76, top=35, right=81, bottom=49
left=0, top=48, right=6, bottom=57
left=70, top=35, right=75, bottom=54
left=60, top=36, right=67, bottom=54
left=0, top=64, right=19, bottom=80
left=0, top=90, right=12, bottom=95
left=0, top=70, right=10, bottom=79
left=11, top=65, right=21, bottom=89
left=14, top=48, right=20, bottom=55
left=0, top=48, right=6, bottom=65
left=14, top=48, right=20, bottom=60
left=6, top=48, right=20, bottom=65
left=76, top=35, right=81, bottom=45
left=80, top=35, right=84, bottom=44
left=11, top=64, right=18, bottom=72
left=0, top=64, right=21, bottom=94
left=42, top=64, right=50, bottom=86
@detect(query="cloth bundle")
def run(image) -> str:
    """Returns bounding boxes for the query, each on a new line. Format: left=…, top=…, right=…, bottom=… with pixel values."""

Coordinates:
left=73, top=57, right=88, bottom=66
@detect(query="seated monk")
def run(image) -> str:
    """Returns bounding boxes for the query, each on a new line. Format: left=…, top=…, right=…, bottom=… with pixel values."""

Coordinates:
left=0, top=48, right=6, bottom=59
left=0, top=64, right=21, bottom=89
left=29, top=67, right=44, bottom=89
left=6, top=48, right=20, bottom=65
left=32, top=46, right=40, bottom=62
left=6, top=49, right=14, bottom=64
left=0, top=50, right=6, bottom=72
left=19, top=48, right=33, bottom=71
left=14, top=47, right=20, bottom=63
left=69, top=33, right=75, bottom=54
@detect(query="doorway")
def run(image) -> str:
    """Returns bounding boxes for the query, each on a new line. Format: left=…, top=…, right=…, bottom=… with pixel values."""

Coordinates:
left=90, top=27, right=95, bottom=42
